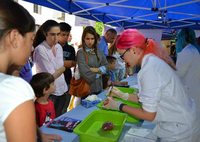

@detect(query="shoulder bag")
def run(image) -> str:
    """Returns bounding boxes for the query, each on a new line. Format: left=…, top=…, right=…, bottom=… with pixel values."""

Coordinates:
left=69, top=50, right=91, bottom=97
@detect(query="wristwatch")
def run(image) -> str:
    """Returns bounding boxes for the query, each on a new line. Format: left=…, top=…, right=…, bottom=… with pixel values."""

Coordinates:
left=119, top=103, right=127, bottom=112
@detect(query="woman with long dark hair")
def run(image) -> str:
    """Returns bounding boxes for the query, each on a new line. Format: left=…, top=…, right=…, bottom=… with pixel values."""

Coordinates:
left=77, top=26, right=109, bottom=98
left=0, top=1, right=36, bottom=141
left=33, top=20, right=67, bottom=117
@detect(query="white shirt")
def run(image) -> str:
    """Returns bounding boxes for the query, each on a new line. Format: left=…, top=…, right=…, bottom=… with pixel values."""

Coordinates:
left=137, top=54, right=200, bottom=142
left=33, top=41, right=68, bottom=96
left=0, top=73, right=34, bottom=142
left=176, top=44, right=200, bottom=111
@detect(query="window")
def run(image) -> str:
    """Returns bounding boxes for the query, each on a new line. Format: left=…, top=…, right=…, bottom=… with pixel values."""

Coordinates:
left=58, top=12, right=65, bottom=21
left=33, top=4, right=41, bottom=14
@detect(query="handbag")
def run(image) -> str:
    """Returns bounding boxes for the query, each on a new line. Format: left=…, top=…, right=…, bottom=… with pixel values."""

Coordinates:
left=69, top=50, right=91, bottom=97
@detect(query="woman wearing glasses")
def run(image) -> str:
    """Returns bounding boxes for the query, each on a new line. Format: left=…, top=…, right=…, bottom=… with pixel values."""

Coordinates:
left=103, top=29, right=200, bottom=142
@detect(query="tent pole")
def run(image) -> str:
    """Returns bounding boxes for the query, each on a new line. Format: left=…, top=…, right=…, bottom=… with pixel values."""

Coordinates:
left=106, top=15, right=123, bottom=27
left=146, top=23, right=168, bottom=28
left=168, top=16, right=200, bottom=23
left=172, top=23, right=196, bottom=29
left=47, top=0, right=69, bottom=13
left=159, top=0, right=200, bottom=10
left=72, top=2, right=102, bottom=22
left=168, top=11, right=200, bottom=17
left=125, top=23, right=146, bottom=28
left=73, top=5, right=106, bottom=15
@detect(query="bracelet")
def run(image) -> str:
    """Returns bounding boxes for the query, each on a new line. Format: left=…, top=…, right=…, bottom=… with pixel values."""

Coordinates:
left=119, top=103, right=127, bottom=112
left=98, top=68, right=101, bottom=74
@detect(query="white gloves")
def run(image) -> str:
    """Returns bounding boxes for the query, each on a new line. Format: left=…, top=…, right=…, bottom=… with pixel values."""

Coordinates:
left=103, top=97, right=122, bottom=110
left=107, top=87, right=129, bottom=100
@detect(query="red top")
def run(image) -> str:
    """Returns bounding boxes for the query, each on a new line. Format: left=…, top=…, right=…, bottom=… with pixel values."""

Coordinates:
left=35, top=99, right=55, bottom=127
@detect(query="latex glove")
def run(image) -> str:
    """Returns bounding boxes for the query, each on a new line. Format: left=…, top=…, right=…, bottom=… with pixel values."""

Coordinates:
left=103, top=97, right=122, bottom=110
left=107, top=87, right=129, bottom=100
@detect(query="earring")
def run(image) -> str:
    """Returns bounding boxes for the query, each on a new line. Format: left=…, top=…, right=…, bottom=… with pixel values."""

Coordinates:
left=15, top=44, right=18, bottom=48
left=134, top=52, right=135, bottom=54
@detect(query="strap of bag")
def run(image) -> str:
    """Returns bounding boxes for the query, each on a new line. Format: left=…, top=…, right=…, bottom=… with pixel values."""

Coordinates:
left=73, top=49, right=88, bottom=73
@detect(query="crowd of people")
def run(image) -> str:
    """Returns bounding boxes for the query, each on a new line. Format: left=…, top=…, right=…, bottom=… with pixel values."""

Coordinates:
left=0, top=1, right=200, bottom=142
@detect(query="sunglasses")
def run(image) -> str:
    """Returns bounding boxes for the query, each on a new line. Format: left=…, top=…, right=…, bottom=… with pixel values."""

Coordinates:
left=120, top=48, right=130, bottom=60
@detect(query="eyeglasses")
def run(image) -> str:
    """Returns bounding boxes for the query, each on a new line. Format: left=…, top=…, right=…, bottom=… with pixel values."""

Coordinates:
left=120, top=48, right=130, bottom=60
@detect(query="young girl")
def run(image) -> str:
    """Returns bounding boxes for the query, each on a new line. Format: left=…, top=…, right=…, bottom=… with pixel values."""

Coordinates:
left=0, top=1, right=36, bottom=141
left=102, top=74, right=111, bottom=91
left=103, top=29, right=200, bottom=142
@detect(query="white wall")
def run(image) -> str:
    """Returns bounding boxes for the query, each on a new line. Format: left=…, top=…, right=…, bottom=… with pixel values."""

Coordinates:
left=18, top=0, right=83, bottom=51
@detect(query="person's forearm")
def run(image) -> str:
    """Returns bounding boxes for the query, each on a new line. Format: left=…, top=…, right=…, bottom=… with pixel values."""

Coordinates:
left=127, top=94, right=139, bottom=103
left=90, top=68, right=99, bottom=73
left=122, top=105, right=156, bottom=121
left=64, top=60, right=74, bottom=69
left=53, top=66, right=65, bottom=79
left=114, top=80, right=121, bottom=85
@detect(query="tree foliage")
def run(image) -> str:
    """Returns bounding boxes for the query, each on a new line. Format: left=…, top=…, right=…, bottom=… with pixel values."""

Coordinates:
left=83, top=22, right=103, bottom=36
left=95, top=22, right=103, bottom=36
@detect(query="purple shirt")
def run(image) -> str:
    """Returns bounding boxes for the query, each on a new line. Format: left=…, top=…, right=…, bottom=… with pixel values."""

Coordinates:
left=19, top=61, right=32, bottom=83
left=33, top=41, right=67, bottom=96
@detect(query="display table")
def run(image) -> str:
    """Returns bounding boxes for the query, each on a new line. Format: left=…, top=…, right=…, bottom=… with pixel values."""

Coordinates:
left=39, top=74, right=158, bottom=142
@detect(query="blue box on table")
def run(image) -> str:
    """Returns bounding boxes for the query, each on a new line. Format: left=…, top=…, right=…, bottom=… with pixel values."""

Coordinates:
left=81, top=99, right=101, bottom=108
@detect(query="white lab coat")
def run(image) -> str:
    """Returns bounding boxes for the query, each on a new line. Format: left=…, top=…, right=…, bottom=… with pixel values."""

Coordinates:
left=137, top=54, right=200, bottom=142
left=176, top=44, right=200, bottom=111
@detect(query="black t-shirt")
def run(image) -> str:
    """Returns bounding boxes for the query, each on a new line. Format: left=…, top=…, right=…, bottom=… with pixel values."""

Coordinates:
left=61, top=43, right=75, bottom=85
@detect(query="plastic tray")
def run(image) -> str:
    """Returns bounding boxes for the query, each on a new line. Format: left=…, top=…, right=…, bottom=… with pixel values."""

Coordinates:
left=73, top=110, right=127, bottom=142
left=97, top=87, right=142, bottom=123
left=110, top=87, right=136, bottom=95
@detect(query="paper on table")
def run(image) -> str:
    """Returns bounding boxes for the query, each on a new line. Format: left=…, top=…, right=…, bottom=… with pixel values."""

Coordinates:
left=130, top=82, right=139, bottom=89
left=121, top=126, right=157, bottom=142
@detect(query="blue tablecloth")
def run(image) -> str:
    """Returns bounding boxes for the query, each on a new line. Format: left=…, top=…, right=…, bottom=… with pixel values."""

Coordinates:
left=39, top=74, right=159, bottom=142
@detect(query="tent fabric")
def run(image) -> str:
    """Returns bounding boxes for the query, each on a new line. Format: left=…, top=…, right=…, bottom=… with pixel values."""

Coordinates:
left=23, top=0, right=200, bottom=38
left=23, top=0, right=200, bottom=29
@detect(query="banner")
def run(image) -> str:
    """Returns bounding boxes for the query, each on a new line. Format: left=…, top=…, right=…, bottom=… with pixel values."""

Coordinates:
left=75, top=16, right=95, bottom=27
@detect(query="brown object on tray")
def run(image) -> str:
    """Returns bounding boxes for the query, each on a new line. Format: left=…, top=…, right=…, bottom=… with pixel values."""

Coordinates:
left=102, top=121, right=115, bottom=131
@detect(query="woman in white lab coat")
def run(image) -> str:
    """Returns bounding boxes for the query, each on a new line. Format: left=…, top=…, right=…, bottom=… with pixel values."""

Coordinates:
left=103, top=29, right=200, bottom=142
left=176, top=28, right=200, bottom=111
